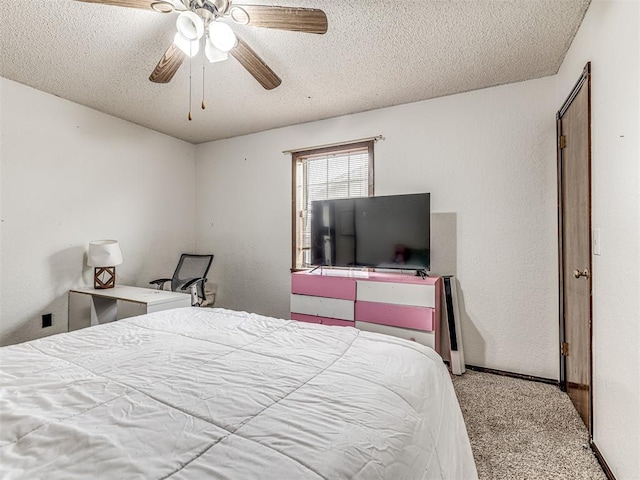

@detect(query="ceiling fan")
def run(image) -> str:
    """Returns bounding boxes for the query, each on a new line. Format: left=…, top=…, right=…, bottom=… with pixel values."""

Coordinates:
left=75, top=0, right=328, bottom=91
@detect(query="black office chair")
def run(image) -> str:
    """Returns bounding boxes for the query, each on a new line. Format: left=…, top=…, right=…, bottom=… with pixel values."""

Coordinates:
left=150, top=254, right=214, bottom=306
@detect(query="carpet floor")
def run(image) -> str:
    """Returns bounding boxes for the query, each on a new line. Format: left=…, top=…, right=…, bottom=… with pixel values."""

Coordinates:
left=451, top=370, right=606, bottom=480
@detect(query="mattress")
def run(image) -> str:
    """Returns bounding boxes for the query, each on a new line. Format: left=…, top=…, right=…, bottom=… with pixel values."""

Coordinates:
left=0, top=307, right=477, bottom=479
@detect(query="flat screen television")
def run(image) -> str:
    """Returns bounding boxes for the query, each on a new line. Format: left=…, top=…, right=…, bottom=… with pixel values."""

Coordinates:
left=310, top=193, right=430, bottom=271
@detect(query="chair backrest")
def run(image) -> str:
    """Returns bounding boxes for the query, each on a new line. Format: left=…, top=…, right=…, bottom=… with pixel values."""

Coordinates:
left=171, top=254, right=214, bottom=299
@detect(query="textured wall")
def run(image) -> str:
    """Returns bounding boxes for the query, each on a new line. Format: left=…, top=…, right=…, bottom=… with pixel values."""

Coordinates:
left=0, top=79, right=197, bottom=346
left=555, top=1, right=640, bottom=478
left=195, top=75, right=559, bottom=379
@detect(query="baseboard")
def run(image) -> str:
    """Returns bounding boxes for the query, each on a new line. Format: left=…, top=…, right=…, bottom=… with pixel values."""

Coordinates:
left=464, top=364, right=559, bottom=386
left=590, top=441, right=615, bottom=480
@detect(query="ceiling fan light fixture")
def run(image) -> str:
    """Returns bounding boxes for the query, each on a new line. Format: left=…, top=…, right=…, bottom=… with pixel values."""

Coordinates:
left=174, top=32, right=200, bottom=57
left=205, top=39, right=229, bottom=63
left=176, top=11, right=204, bottom=41
left=208, top=21, right=237, bottom=53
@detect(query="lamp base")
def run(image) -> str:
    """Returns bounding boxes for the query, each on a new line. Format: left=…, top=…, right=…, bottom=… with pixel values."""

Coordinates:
left=94, top=267, right=116, bottom=289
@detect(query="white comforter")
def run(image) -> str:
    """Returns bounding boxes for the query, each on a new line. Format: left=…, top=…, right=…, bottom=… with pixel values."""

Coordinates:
left=0, top=308, right=477, bottom=479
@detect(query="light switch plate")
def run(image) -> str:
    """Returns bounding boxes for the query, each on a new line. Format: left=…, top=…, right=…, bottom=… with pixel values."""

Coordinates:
left=593, top=228, right=601, bottom=255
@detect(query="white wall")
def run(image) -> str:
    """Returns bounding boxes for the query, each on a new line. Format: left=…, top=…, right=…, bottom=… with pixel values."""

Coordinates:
left=0, top=79, right=197, bottom=346
left=555, top=1, right=640, bottom=478
left=195, top=76, right=559, bottom=379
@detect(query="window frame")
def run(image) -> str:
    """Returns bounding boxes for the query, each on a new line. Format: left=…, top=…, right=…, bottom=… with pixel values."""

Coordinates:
left=291, top=140, right=375, bottom=271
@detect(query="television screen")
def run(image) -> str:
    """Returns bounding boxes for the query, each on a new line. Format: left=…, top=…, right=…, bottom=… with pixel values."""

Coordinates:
left=310, top=193, right=430, bottom=270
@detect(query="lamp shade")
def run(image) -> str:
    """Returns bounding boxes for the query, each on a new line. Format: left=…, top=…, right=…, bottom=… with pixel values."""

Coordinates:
left=208, top=21, right=237, bottom=53
left=174, top=32, right=200, bottom=57
left=176, top=11, right=204, bottom=41
left=88, top=240, right=123, bottom=267
left=205, top=38, right=228, bottom=63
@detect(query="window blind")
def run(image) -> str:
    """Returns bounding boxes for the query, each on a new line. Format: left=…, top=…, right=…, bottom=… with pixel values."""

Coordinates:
left=298, top=147, right=370, bottom=266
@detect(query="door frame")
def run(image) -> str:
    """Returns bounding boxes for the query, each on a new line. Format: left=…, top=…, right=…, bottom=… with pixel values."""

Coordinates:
left=556, top=62, right=593, bottom=435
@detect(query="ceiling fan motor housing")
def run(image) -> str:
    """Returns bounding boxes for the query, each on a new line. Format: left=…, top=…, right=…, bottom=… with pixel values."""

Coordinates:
left=209, top=0, right=229, bottom=15
left=185, top=0, right=228, bottom=16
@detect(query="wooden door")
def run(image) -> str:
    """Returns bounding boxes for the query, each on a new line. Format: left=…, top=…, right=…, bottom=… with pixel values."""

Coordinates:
left=557, top=63, right=592, bottom=431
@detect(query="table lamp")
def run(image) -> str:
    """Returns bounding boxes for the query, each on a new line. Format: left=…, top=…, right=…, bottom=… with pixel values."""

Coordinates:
left=88, top=240, right=123, bottom=289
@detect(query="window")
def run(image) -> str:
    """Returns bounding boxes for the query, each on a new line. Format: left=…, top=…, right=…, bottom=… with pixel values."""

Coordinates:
left=292, top=140, right=374, bottom=269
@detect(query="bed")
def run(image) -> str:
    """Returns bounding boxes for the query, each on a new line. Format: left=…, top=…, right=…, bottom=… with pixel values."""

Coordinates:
left=0, top=307, right=477, bottom=479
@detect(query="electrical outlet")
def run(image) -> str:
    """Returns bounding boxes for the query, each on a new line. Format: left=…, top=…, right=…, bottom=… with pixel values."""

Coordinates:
left=42, top=313, right=52, bottom=328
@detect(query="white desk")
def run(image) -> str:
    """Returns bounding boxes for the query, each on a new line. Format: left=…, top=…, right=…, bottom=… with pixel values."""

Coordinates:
left=69, top=285, right=192, bottom=331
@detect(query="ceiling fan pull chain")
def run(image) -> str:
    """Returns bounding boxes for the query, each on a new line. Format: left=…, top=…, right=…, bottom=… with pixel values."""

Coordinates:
left=202, top=37, right=206, bottom=110
left=188, top=41, right=193, bottom=121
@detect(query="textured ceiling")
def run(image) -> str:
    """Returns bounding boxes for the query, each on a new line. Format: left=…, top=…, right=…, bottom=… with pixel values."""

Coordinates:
left=1, top=0, right=590, bottom=144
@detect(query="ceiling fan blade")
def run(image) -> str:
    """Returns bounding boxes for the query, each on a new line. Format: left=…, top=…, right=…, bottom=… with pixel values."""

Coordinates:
left=232, top=5, right=328, bottom=34
left=149, top=43, right=186, bottom=83
left=74, top=0, right=156, bottom=10
left=230, top=38, right=282, bottom=90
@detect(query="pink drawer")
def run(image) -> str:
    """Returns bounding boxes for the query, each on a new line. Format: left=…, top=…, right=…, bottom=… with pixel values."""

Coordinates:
left=292, top=273, right=356, bottom=300
left=291, top=313, right=322, bottom=324
left=321, top=318, right=355, bottom=327
left=291, top=313, right=354, bottom=327
left=355, top=301, right=434, bottom=331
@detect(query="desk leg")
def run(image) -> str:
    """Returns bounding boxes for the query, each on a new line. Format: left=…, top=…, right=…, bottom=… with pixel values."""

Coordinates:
left=69, top=292, right=91, bottom=331
left=92, top=297, right=118, bottom=326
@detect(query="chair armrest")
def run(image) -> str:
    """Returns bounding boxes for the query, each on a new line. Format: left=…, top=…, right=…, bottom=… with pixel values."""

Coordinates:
left=150, top=278, right=172, bottom=289
left=181, top=278, right=208, bottom=307
left=180, top=278, right=206, bottom=290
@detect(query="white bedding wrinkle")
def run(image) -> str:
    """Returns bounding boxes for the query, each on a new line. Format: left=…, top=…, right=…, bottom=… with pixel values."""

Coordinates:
left=0, top=307, right=477, bottom=479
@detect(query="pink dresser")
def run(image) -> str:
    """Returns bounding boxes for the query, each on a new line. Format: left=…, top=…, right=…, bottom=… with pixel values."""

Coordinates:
left=291, top=270, right=441, bottom=353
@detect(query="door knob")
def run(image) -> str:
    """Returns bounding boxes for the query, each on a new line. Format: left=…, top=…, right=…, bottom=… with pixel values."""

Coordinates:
left=573, top=269, right=590, bottom=279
